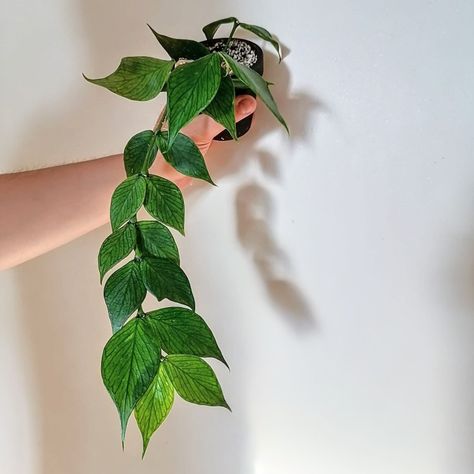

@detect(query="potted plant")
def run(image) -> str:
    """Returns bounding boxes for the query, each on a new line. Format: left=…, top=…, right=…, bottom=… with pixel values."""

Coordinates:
left=84, top=16, right=287, bottom=456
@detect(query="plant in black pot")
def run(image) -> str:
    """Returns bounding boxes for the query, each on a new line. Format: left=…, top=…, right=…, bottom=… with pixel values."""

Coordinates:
left=83, top=16, right=287, bottom=456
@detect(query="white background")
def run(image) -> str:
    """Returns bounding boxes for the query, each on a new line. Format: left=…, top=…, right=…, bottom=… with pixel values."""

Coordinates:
left=1, top=1, right=474, bottom=473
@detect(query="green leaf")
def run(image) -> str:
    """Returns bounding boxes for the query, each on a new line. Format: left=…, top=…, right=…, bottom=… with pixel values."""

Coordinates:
left=136, top=220, right=179, bottom=264
left=101, top=318, right=161, bottom=442
left=148, top=24, right=210, bottom=61
left=239, top=23, right=282, bottom=62
left=167, top=53, right=222, bottom=146
left=135, top=364, right=174, bottom=456
left=202, top=17, right=238, bottom=40
left=104, top=260, right=146, bottom=332
left=163, top=355, right=229, bottom=409
left=144, top=175, right=185, bottom=234
left=147, top=307, right=227, bottom=366
left=158, top=132, right=215, bottom=184
left=110, top=175, right=146, bottom=231
left=204, top=75, right=237, bottom=140
left=124, top=130, right=158, bottom=176
left=98, top=223, right=136, bottom=283
left=221, top=52, right=288, bottom=132
left=140, top=257, right=195, bottom=311
left=84, top=56, right=174, bottom=101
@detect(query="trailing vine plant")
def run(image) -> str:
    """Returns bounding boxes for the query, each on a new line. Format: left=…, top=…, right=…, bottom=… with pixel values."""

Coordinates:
left=84, top=16, right=287, bottom=456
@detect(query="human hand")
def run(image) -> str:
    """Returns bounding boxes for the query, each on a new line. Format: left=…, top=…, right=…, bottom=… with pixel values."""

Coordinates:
left=181, top=94, right=257, bottom=154
left=150, top=94, right=257, bottom=187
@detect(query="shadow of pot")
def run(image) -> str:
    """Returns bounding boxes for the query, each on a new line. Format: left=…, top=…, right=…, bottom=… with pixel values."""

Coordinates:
left=201, top=38, right=264, bottom=141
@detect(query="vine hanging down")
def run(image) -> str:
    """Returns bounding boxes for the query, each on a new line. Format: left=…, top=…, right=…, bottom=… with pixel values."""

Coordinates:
left=84, top=16, right=287, bottom=456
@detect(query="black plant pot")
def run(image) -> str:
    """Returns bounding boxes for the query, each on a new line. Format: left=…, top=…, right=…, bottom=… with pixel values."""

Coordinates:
left=201, top=38, right=264, bottom=141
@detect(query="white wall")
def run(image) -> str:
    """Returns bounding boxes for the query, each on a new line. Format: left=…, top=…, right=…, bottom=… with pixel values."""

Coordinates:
left=1, top=1, right=474, bottom=473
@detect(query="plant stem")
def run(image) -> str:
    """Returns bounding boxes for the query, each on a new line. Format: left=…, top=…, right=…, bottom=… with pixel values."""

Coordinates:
left=153, top=107, right=167, bottom=133
left=225, top=20, right=239, bottom=50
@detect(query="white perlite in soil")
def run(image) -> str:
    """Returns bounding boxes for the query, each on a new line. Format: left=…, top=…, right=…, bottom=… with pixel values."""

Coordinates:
left=208, top=40, right=258, bottom=68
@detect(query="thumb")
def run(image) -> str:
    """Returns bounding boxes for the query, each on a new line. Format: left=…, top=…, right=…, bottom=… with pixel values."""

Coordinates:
left=234, top=95, right=257, bottom=123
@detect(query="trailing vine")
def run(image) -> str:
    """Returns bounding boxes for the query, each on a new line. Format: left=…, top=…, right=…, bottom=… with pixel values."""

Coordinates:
left=84, top=17, right=287, bottom=456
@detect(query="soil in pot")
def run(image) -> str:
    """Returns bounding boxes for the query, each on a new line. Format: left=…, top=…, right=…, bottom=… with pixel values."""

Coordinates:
left=201, top=38, right=264, bottom=141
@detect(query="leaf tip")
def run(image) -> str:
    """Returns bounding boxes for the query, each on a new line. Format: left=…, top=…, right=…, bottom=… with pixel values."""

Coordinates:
left=141, top=440, right=150, bottom=459
left=82, top=73, right=93, bottom=83
left=120, top=419, right=128, bottom=447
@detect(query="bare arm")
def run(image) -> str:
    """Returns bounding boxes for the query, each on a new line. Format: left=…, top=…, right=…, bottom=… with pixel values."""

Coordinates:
left=0, top=96, right=257, bottom=270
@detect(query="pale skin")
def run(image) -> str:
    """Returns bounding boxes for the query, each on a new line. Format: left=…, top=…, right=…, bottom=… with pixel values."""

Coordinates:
left=0, top=95, right=257, bottom=271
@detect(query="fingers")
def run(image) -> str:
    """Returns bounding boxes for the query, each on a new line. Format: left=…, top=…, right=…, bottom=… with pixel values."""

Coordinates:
left=179, top=94, right=258, bottom=148
left=202, top=94, right=257, bottom=138
left=234, top=95, right=257, bottom=123
left=202, top=94, right=257, bottom=142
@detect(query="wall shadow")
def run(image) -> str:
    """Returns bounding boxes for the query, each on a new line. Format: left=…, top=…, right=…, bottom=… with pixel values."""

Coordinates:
left=190, top=47, right=323, bottom=331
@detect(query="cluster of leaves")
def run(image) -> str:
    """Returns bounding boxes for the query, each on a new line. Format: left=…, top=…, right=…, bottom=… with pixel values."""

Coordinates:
left=84, top=17, right=286, bottom=456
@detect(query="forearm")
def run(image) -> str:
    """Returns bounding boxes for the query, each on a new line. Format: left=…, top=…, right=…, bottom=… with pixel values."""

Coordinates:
left=0, top=150, right=195, bottom=271
left=0, top=95, right=256, bottom=271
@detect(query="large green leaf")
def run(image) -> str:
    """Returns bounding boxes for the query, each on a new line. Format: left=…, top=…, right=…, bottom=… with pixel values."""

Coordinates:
left=158, top=132, right=214, bottom=184
left=204, top=75, right=237, bottom=140
left=163, top=355, right=229, bottom=409
left=98, top=223, right=136, bottom=283
left=104, top=260, right=146, bottom=332
left=135, top=364, right=174, bottom=456
left=101, top=318, right=161, bottom=442
left=84, top=56, right=174, bottom=101
left=147, top=307, right=227, bottom=366
left=136, top=220, right=179, bottom=264
left=124, top=130, right=158, bottom=176
left=202, top=17, right=238, bottom=40
left=148, top=25, right=210, bottom=61
left=167, top=53, right=222, bottom=146
left=110, top=175, right=146, bottom=231
left=239, top=23, right=282, bottom=61
left=221, top=52, right=288, bottom=132
left=140, top=257, right=195, bottom=311
left=144, top=175, right=185, bottom=234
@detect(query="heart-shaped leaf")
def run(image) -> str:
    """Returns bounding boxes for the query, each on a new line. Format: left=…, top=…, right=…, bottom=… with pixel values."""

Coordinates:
left=221, top=52, right=288, bottom=132
left=98, top=223, right=136, bottom=283
left=104, top=260, right=146, bottom=332
left=110, top=175, right=146, bottom=231
left=204, top=75, right=237, bottom=140
left=101, top=318, right=161, bottom=442
left=124, top=130, right=158, bottom=176
left=144, top=175, right=185, bottom=234
left=148, top=25, right=210, bottom=61
left=202, top=17, right=238, bottom=40
left=84, top=57, right=174, bottom=101
left=239, top=22, right=282, bottom=61
left=147, top=307, right=227, bottom=366
left=167, top=53, right=222, bottom=146
left=135, top=364, right=174, bottom=456
left=140, top=257, right=195, bottom=311
left=158, top=132, right=215, bottom=184
left=136, top=221, right=179, bottom=264
left=163, top=355, right=229, bottom=409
